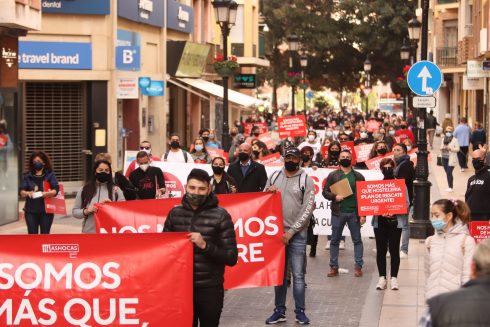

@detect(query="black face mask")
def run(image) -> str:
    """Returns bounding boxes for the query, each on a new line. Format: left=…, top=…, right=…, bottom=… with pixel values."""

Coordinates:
left=238, top=152, right=250, bottom=162
left=202, top=136, right=209, bottom=143
left=185, top=193, right=207, bottom=207
left=95, top=172, right=111, bottom=183
left=253, top=132, right=260, bottom=137
left=339, top=159, right=351, bottom=168
left=212, top=166, right=225, bottom=175
left=170, top=141, right=180, bottom=149
left=285, top=160, right=299, bottom=172
left=253, top=150, right=260, bottom=157
left=230, top=133, right=237, bottom=138
left=401, top=125, right=407, bottom=129
left=381, top=167, right=394, bottom=179
left=472, top=159, right=485, bottom=171
left=330, top=150, right=340, bottom=157
left=377, top=148, right=387, bottom=155
left=301, top=154, right=311, bottom=162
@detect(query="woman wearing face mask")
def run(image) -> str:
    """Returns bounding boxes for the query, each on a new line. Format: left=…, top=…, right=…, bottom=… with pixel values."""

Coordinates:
left=440, top=126, right=460, bottom=192
left=210, top=157, right=237, bottom=194
left=299, top=130, right=321, bottom=158
left=251, top=141, right=270, bottom=160
left=373, top=158, right=409, bottom=291
left=73, top=160, right=125, bottom=233
left=425, top=199, right=475, bottom=299
left=321, top=141, right=341, bottom=168
left=19, top=151, right=59, bottom=234
left=205, top=129, right=222, bottom=149
left=385, top=126, right=397, bottom=150
left=191, top=138, right=211, bottom=164
left=368, top=141, right=390, bottom=160
left=354, top=128, right=374, bottom=146
left=403, top=138, right=415, bottom=152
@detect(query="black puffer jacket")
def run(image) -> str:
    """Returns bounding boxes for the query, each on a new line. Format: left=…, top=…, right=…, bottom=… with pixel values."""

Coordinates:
left=163, top=193, right=238, bottom=288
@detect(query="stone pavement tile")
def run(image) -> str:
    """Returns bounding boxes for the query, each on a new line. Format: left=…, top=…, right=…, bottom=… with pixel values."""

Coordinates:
left=378, top=305, right=417, bottom=327
left=397, top=270, right=420, bottom=287
left=382, top=286, right=417, bottom=306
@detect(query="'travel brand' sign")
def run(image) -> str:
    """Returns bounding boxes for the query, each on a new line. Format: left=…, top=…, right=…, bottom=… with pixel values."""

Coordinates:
left=167, top=0, right=194, bottom=33
left=118, top=0, right=164, bottom=27
left=18, top=41, right=92, bottom=70
left=41, top=0, right=110, bottom=15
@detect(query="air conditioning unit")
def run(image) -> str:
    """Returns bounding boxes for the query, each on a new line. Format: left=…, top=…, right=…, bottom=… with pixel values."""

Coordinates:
left=480, top=28, right=488, bottom=54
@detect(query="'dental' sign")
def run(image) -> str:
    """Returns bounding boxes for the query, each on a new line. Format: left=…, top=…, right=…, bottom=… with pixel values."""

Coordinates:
left=18, top=41, right=92, bottom=70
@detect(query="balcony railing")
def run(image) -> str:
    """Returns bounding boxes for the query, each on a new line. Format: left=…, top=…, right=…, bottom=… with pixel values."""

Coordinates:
left=437, top=47, right=458, bottom=67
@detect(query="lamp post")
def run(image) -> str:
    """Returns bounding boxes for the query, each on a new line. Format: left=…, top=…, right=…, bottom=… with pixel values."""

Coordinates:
left=409, top=0, right=433, bottom=239
left=363, top=58, right=372, bottom=113
left=408, top=16, right=421, bottom=143
left=212, top=0, right=238, bottom=152
left=300, top=54, right=308, bottom=113
left=288, top=34, right=299, bottom=115
left=400, top=40, right=411, bottom=120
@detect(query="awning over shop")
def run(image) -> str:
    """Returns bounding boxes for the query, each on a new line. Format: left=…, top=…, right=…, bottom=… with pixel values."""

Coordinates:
left=169, top=77, right=262, bottom=108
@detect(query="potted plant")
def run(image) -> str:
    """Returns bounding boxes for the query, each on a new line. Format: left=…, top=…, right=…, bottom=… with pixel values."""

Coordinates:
left=213, top=55, right=240, bottom=77
left=286, top=72, right=302, bottom=86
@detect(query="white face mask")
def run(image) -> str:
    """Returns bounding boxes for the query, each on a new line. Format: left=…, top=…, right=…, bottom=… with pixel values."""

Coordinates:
left=308, top=135, right=316, bottom=142
left=360, top=132, right=368, bottom=139
left=344, top=130, right=352, bottom=135
left=139, top=163, right=150, bottom=172
left=326, top=131, right=333, bottom=137
left=195, top=144, right=204, bottom=152
left=142, top=149, right=151, bottom=156
left=406, top=146, right=412, bottom=151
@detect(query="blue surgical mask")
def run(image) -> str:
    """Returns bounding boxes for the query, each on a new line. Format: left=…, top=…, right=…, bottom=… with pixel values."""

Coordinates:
left=446, top=132, right=452, bottom=137
left=431, top=218, right=447, bottom=231
left=195, top=145, right=204, bottom=152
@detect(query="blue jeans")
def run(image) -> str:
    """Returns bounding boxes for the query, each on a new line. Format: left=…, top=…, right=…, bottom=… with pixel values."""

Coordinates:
left=442, top=157, right=454, bottom=188
left=400, top=206, right=412, bottom=254
left=330, top=212, right=364, bottom=268
left=275, top=230, right=307, bottom=312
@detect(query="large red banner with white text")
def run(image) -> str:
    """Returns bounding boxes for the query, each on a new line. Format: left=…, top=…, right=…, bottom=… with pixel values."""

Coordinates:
left=95, top=192, right=285, bottom=290
left=470, top=221, right=490, bottom=243
left=0, top=233, right=193, bottom=326
left=357, top=179, right=408, bottom=216
left=277, top=115, right=307, bottom=138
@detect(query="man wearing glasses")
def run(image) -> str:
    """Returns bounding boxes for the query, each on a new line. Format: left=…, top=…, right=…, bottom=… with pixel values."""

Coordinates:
left=125, top=141, right=161, bottom=177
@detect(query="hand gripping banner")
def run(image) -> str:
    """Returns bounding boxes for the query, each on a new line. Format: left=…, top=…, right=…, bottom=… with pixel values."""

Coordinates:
left=0, top=233, right=193, bottom=326
left=95, top=192, right=285, bottom=290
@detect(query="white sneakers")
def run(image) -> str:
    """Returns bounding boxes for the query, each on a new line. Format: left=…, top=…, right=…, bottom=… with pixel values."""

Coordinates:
left=376, top=277, right=399, bottom=290
left=339, top=240, right=346, bottom=250
left=376, top=277, right=387, bottom=290
left=391, top=277, right=399, bottom=290
left=461, top=168, right=465, bottom=172
left=325, top=240, right=330, bottom=250
left=445, top=188, right=453, bottom=192
left=400, top=251, right=408, bottom=259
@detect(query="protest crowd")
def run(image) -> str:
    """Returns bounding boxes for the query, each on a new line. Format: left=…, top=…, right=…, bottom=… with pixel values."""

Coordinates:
left=17, top=105, right=490, bottom=327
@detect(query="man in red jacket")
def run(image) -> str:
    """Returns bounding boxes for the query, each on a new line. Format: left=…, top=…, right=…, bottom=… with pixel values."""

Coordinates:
left=395, top=121, right=415, bottom=144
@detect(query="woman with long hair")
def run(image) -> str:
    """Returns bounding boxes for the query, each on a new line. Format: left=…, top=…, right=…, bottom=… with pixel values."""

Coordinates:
left=190, top=138, right=211, bottom=164
left=19, top=151, right=59, bottom=234
left=209, top=157, right=237, bottom=194
left=440, top=126, right=460, bottom=192
left=320, top=141, right=341, bottom=168
left=368, top=141, right=389, bottom=160
left=373, top=158, right=408, bottom=291
left=425, top=199, right=475, bottom=299
left=252, top=140, right=270, bottom=160
left=73, top=160, right=125, bottom=233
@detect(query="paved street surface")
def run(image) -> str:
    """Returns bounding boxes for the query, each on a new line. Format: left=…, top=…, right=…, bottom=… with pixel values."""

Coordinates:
left=2, top=135, right=473, bottom=327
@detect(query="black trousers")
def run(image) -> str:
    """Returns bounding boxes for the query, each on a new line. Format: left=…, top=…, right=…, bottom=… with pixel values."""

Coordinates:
left=457, top=146, right=469, bottom=169
left=25, top=212, right=54, bottom=234
left=374, top=218, right=402, bottom=278
left=193, top=286, right=224, bottom=327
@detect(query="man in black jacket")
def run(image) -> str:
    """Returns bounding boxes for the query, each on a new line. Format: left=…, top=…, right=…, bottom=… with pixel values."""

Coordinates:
left=393, top=143, right=415, bottom=258
left=419, top=239, right=490, bottom=327
left=227, top=143, right=268, bottom=193
left=129, top=151, right=166, bottom=199
left=465, top=149, right=490, bottom=222
left=163, top=168, right=238, bottom=327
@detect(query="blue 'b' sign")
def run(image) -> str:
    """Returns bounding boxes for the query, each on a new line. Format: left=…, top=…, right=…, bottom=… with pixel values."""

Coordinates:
left=407, top=61, right=443, bottom=96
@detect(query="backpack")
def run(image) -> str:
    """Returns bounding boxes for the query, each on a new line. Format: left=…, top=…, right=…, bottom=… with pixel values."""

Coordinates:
left=270, top=170, right=309, bottom=204
left=164, top=150, right=189, bottom=162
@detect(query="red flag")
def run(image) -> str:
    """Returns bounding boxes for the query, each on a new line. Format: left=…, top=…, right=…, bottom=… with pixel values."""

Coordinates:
left=0, top=233, right=193, bottom=326
left=95, top=192, right=286, bottom=289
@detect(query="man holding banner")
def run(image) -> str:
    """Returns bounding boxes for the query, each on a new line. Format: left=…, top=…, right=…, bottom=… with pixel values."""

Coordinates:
left=264, top=147, right=315, bottom=325
left=163, top=168, right=238, bottom=327
left=323, top=149, right=366, bottom=278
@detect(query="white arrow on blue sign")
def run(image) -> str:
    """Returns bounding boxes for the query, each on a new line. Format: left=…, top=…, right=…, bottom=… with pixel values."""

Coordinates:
left=407, top=61, right=443, bottom=96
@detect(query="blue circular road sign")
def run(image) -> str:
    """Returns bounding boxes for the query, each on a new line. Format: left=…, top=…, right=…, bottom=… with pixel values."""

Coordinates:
left=407, top=61, right=443, bottom=97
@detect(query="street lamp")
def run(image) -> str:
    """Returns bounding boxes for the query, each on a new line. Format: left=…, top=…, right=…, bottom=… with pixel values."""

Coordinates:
left=287, top=34, right=300, bottom=115
left=300, top=55, right=308, bottom=113
left=410, top=0, right=433, bottom=239
left=212, top=0, right=238, bottom=152
left=363, top=58, right=372, bottom=113
left=408, top=17, right=421, bottom=63
left=400, top=40, right=411, bottom=120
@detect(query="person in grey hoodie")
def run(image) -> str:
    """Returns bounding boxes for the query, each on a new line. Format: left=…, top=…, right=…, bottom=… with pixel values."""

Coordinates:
left=264, top=147, right=315, bottom=325
left=73, top=160, right=125, bottom=233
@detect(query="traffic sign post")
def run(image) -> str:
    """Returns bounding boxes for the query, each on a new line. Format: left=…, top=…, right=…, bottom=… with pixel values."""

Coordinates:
left=407, top=61, right=443, bottom=97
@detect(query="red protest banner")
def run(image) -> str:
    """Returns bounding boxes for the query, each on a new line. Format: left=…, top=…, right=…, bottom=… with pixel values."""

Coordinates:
left=244, top=122, right=268, bottom=135
left=354, top=143, right=374, bottom=163
left=0, top=233, right=193, bottom=326
left=365, top=152, right=395, bottom=170
left=206, top=148, right=229, bottom=163
left=95, top=192, right=285, bottom=290
left=258, top=132, right=277, bottom=150
left=357, top=179, right=408, bottom=216
left=277, top=115, right=307, bottom=138
left=257, top=152, right=282, bottom=166
left=470, top=221, right=490, bottom=243
left=44, top=182, right=67, bottom=215
left=340, top=141, right=357, bottom=165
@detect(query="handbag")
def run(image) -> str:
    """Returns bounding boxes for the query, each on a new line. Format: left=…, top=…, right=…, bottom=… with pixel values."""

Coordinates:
left=436, top=155, right=443, bottom=166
